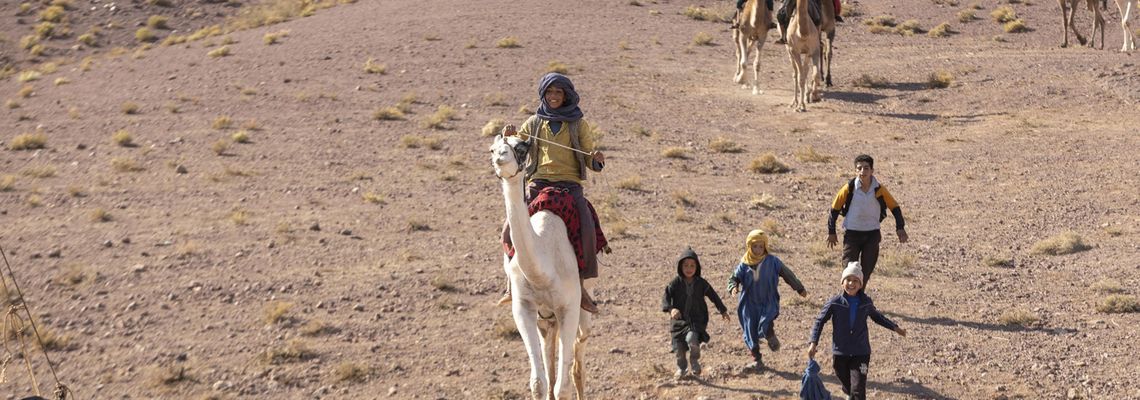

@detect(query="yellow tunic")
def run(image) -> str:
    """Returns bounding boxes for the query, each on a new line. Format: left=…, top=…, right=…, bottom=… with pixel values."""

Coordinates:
left=519, top=118, right=598, bottom=184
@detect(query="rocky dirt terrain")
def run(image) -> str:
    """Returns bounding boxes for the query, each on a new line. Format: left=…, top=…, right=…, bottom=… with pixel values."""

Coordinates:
left=1, top=0, right=1138, bottom=398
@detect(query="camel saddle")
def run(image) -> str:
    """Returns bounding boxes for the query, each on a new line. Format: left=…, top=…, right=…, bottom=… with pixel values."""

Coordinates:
left=503, top=187, right=607, bottom=271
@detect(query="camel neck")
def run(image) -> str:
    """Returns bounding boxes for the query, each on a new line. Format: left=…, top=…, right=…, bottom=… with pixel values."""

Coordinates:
left=503, top=177, right=538, bottom=269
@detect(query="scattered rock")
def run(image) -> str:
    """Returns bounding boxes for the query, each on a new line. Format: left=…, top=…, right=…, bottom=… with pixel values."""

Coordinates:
left=175, top=165, right=188, bottom=174
left=339, top=229, right=352, bottom=236
left=609, top=348, right=626, bottom=354
left=352, top=304, right=364, bottom=312
left=103, top=240, right=114, bottom=248
left=309, top=223, right=321, bottom=231
left=131, top=264, right=146, bottom=273
left=387, top=386, right=398, bottom=396
left=48, top=249, right=62, bottom=258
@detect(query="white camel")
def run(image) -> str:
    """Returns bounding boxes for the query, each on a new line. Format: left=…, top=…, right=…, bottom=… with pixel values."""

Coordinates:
left=785, top=0, right=823, bottom=111
left=1113, top=0, right=1137, bottom=52
left=490, top=134, right=591, bottom=400
left=733, top=0, right=772, bottom=95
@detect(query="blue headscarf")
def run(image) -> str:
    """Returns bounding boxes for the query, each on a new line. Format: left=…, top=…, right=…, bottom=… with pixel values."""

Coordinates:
left=536, top=73, right=583, bottom=122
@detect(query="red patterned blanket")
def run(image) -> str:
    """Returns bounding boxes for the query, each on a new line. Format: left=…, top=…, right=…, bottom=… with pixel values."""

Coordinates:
left=503, top=187, right=607, bottom=271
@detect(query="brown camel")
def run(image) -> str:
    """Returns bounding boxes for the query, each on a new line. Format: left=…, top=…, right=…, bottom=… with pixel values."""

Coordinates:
left=733, top=0, right=772, bottom=95
left=1059, top=0, right=1106, bottom=48
left=785, top=0, right=822, bottom=112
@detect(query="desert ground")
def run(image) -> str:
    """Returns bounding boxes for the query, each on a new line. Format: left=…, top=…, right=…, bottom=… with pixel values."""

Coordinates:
left=1, top=0, right=1139, bottom=398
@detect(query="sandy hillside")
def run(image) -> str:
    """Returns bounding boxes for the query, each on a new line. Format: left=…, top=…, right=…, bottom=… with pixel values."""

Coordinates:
left=1, top=0, right=1138, bottom=399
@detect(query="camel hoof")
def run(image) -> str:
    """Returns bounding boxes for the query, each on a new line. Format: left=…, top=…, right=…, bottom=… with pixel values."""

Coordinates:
left=734, top=76, right=745, bottom=84
left=752, top=88, right=761, bottom=95
left=1060, top=43, right=1068, bottom=48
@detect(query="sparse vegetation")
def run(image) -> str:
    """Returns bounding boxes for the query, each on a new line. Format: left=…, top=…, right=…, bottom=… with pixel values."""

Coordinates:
left=135, top=27, right=158, bottom=43
left=1003, top=19, right=1028, bottom=33
left=998, top=308, right=1039, bottom=327
left=430, top=275, right=459, bottom=292
left=207, top=46, right=231, bottom=57
left=983, top=255, right=1014, bottom=268
left=408, top=219, right=431, bottom=232
left=928, top=70, right=954, bottom=88
left=794, top=145, right=832, bottom=162
left=895, top=20, right=923, bottom=35
left=230, top=210, right=249, bottom=225
left=709, top=137, right=743, bottom=153
left=683, top=5, right=732, bottom=22
left=1096, top=295, right=1139, bottom=313
left=616, top=175, right=643, bottom=191
left=1031, top=232, right=1090, bottom=255
left=749, top=193, right=778, bottom=210
left=672, top=191, right=695, bottom=207
left=147, top=15, right=170, bottom=29
left=213, top=116, right=233, bottom=130
left=363, top=192, right=386, bottom=204
left=877, top=252, right=916, bottom=277
left=111, top=157, right=144, bottom=172
left=90, top=208, right=112, bottom=222
left=264, top=30, right=289, bottom=45
left=22, top=166, right=56, bottom=178
left=0, top=175, right=15, bottom=192
left=749, top=153, right=790, bottom=174
left=546, top=61, right=569, bottom=74
left=40, top=6, right=66, bottom=23
left=363, top=58, right=386, bottom=74
left=374, top=107, right=404, bottom=121
left=662, top=147, right=687, bottom=159
left=482, top=119, right=505, bottom=137
left=18, top=70, right=42, bottom=82
left=693, top=32, right=714, bottom=46
left=808, top=241, right=836, bottom=268
left=334, top=362, right=371, bottom=383
left=17, top=86, right=34, bottom=98
left=760, top=218, right=782, bottom=237
left=1091, top=279, right=1123, bottom=294
left=149, top=365, right=192, bottom=387
left=263, top=301, right=293, bottom=325
left=957, top=9, right=977, bottom=23
left=261, top=339, right=315, bottom=364
left=991, top=6, right=1017, bottom=23
left=853, top=74, right=889, bottom=88
left=492, top=316, right=520, bottom=340
left=928, top=22, right=952, bottom=37
left=121, top=101, right=140, bottom=114
left=9, top=132, right=47, bottom=150
left=54, top=77, right=70, bottom=86
left=112, top=130, right=133, bottom=147
left=212, top=140, right=230, bottom=155
left=422, top=105, right=457, bottom=129
left=496, top=37, right=521, bottom=48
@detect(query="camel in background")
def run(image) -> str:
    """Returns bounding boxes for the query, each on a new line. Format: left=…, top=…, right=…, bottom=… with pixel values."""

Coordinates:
left=1059, top=0, right=1106, bottom=48
left=1113, top=0, right=1137, bottom=52
left=733, top=0, right=772, bottom=95
left=785, top=0, right=823, bottom=111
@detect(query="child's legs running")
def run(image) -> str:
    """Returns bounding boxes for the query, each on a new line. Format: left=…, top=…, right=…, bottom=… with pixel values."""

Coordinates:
left=858, top=231, right=881, bottom=285
left=833, top=354, right=870, bottom=399
left=685, top=332, right=701, bottom=371
left=674, top=348, right=688, bottom=372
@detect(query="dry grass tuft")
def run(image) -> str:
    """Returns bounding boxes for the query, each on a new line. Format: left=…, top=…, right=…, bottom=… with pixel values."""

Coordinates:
left=0, top=175, right=15, bottom=192
left=672, top=191, right=695, bottom=207
left=1030, top=231, right=1090, bottom=255
left=1090, top=279, right=1123, bottom=294
left=334, top=362, right=371, bottom=383
left=18, top=70, right=41, bottom=82
left=693, top=32, right=715, bottom=46
left=852, top=74, right=889, bottom=88
left=121, top=101, right=140, bottom=114
left=111, top=157, right=144, bottom=172
left=998, top=308, right=1039, bottom=327
left=149, top=365, right=192, bottom=387
left=546, top=61, right=569, bottom=74
left=496, top=37, right=521, bottom=48
left=408, top=219, right=431, bottom=232
left=749, top=193, right=778, bottom=210
left=232, top=130, right=250, bottom=144
left=373, top=107, right=404, bottom=120
left=300, top=320, right=340, bottom=336
left=54, top=77, right=70, bottom=86
left=10, top=132, right=48, bottom=150
left=135, top=27, right=157, bottom=43
left=147, top=15, right=170, bottom=29
left=683, top=5, right=732, bottom=22
left=760, top=218, right=782, bottom=237
left=991, top=6, right=1017, bottom=23
left=112, top=130, right=134, bottom=146
left=207, top=46, right=231, bottom=58
left=709, top=137, right=743, bottom=153
left=1096, top=295, right=1139, bottom=313
left=40, top=5, right=66, bottom=22
left=983, top=255, right=1014, bottom=268
left=264, top=30, right=289, bottom=45
left=749, top=153, right=790, bottom=174
left=616, top=175, right=643, bottom=191
left=212, top=116, right=233, bottom=130
left=430, top=275, right=459, bottom=292
left=957, top=9, right=977, bottom=22
left=808, top=241, right=836, bottom=268
left=230, top=210, right=249, bottom=225
left=895, top=20, right=923, bottom=35
left=662, top=146, right=688, bottom=159
left=90, top=208, right=112, bottom=222
left=363, top=58, right=386, bottom=74
left=261, top=340, right=315, bottom=364
left=928, top=70, right=954, bottom=88
left=482, top=119, right=505, bottom=137
left=212, top=140, right=230, bottom=156
left=362, top=192, right=386, bottom=204
left=263, top=301, right=294, bottom=325
left=1002, top=19, right=1028, bottom=33
left=21, top=166, right=56, bottom=178
left=422, top=105, right=457, bottom=129
left=794, top=145, right=832, bottom=162
left=928, top=22, right=952, bottom=37
left=492, top=316, right=521, bottom=340
left=18, top=85, right=34, bottom=98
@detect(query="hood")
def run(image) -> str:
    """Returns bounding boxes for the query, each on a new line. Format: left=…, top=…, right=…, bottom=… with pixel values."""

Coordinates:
left=676, top=246, right=702, bottom=278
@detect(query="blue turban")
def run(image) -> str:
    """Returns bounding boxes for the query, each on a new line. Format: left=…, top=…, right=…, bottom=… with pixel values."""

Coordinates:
left=535, top=73, right=583, bottom=122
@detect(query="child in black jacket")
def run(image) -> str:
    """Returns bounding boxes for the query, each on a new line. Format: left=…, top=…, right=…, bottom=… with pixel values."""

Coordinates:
left=662, top=247, right=729, bottom=378
left=807, top=262, right=908, bottom=400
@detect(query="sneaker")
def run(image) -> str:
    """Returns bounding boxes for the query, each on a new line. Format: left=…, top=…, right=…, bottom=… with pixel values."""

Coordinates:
left=691, top=360, right=702, bottom=377
left=835, top=14, right=844, bottom=23
left=767, top=332, right=781, bottom=352
left=674, top=369, right=687, bottom=379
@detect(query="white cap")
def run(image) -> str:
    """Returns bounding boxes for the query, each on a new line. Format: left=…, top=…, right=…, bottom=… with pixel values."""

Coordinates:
left=841, top=261, right=864, bottom=283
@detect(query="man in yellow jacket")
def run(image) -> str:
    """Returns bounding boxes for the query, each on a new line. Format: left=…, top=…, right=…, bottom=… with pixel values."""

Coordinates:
left=826, top=154, right=908, bottom=287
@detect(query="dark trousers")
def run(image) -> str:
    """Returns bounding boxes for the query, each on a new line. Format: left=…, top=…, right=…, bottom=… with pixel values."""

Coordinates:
left=501, top=180, right=597, bottom=278
left=833, top=354, right=870, bottom=400
left=842, top=229, right=881, bottom=285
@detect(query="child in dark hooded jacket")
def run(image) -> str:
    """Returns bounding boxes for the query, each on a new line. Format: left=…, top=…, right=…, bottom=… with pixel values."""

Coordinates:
left=662, top=247, right=730, bottom=378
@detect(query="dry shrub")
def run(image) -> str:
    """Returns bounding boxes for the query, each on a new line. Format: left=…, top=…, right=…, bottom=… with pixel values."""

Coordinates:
left=957, top=9, right=977, bottom=22
left=853, top=74, right=889, bottom=88
left=232, top=130, right=250, bottom=143
left=1090, top=279, right=1123, bottom=294
left=135, top=27, right=157, bottom=43
left=928, top=70, right=954, bottom=88
left=149, top=365, right=192, bottom=387
left=1031, top=231, right=1090, bottom=255
left=808, top=241, right=836, bottom=268
left=546, top=61, right=569, bottom=74
left=90, top=208, right=111, bottom=222
left=683, top=5, right=732, bottom=22
left=207, top=46, right=231, bottom=57
left=300, top=320, right=340, bottom=336
left=983, top=255, right=1013, bottom=268
left=362, top=192, right=386, bottom=204
left=895, top=20, right=923, bottom=35
left=230, top=210, right=249, bottom=225
left=334, top=362, right=371, bottom=383
left=363, top=58, right=386, bottom=74
left=693, top=32, right=714, bottom=46
left=928, top=22, right=952, bottom=37
left=998, top=308, right=1039, bottom=327
left=22, top=166, right=56, bottom=178
left=400, top=135, right=422, bottom=148
left=876, top=252, right=915, bottom=277
left=54, top=77, right=69, bottom=86
left=991, top=6, right=1016, bottom=23
left=672, top=191, right=695, bottom=207
left=9, top=132, right=47, bottom=150
left=749, top=153, right=790, bottom=174
left=709, top=137, right=743, bottom=153
left=40, top=6, right=65, bottom=22
left=18, top=70, right=41, bottom=82
left=147, top=15, right=170, bottom=29
left=121, top=101, right=140, bottom=114
left=840, top=2, right=860, bottom=18
left=794, top=145, right=832, bottom=162
left=112, top=130, right=133, bottom=146
left=0, top=175, right=15, bottom=192
left=112, top=157, right=144, bottom=172
left=673, top=206, right=691, bottom=222
left=496, top=37, right=521, bottom=48
left=407, top=219, right=431, bottom=232
left=213, top=116, right=233, bottom=130
left=264, top=30, right=289, bottom=45
left=422, top=105, right=457, bottom=129
left=482, top=118, right=505, bottom=137
left=263, top=301, right=293, bottom=325
left=492, top=316, right=520, bottom=340
left=1096, top=295, right=1139, bottom=314
left=212, top=140, right=230, bottom=155
left=864, top=15, right=898, bottom=27
left=760, top=219, right=782, bottom=237
left=662, top=147, right=687, bottom=159
left=1003, top=19, right=1028, bottom=33
left=17, top=85, right=34, bottom=98
left=262, top=339, right=315, bottom=364
left=374, top=107, right=404, bottom=120
left=430, top=275, right=459, bottom=292
left=749, top=193, right=778, bottom=210
left=616, top=175, right=643, bottom=191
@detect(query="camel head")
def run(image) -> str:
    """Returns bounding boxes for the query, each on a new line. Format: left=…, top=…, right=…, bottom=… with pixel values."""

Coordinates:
left=490, top=134, right=530, bottom=179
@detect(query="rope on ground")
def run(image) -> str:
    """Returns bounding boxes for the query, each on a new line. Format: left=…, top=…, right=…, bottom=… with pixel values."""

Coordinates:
left=0, top=243, right=73, bottom=399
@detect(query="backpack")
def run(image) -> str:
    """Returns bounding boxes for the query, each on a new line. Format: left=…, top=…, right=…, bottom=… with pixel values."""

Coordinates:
left=839, top=178, right=888, bottom=222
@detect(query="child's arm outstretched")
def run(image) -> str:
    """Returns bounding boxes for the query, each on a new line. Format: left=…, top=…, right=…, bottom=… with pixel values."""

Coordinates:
left=868, top=302, right=907, bottom=337
left=726, top=264, right=744, bottom=295
left=777, top=261, right=808, bottom=297
left=806, top=300, right=835, bottom=359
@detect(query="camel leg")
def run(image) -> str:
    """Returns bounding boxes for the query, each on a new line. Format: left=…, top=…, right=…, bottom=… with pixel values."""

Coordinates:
left=1121, top=1, right=1137, bottom=52
left=810, top=48, right=823, bottom=103
left=552, top=308, right=581, bottom=400
left=1070, top=3, right=1089, bottom=45
left=788, top=49, right=805, bottom=111
left=734, top=29, right=748, bottom=85
left=540, top=318, right=558, bottom=400
left=572, top=283, right=592, bottom=399
left=751, top=39, right=763, bottom=95
left=1060, top=1, right=1071, bottom=47
left=513, top=301, right=549, bottom=400
left=824, top=33, right=835, bottom=87
left=1090, top=1, right=1105, bottom=49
